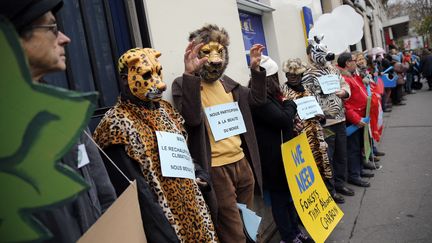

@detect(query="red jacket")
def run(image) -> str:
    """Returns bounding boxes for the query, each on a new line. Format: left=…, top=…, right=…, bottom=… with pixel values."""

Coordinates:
left=339, top=68, right=368, bottom=125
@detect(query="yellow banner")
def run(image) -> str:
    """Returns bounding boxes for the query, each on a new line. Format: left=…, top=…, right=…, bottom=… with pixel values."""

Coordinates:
left=281, top=133, right=344, bottom=243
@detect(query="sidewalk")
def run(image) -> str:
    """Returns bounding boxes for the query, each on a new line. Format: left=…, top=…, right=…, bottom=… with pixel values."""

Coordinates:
left=327, top=88, right=432, bottom=242
left=268, top=88, right=432, bottom=243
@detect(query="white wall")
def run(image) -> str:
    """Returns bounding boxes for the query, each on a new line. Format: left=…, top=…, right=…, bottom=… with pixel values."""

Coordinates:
left=262, top=0, right=323, bottom=83
left=142, top=0, right=251, bottom=101
left=141, top=0, right=324, bottom=100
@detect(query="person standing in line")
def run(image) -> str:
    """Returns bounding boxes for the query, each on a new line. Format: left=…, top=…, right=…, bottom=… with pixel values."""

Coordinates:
left=402, top=50, right=415, bottom=94
left=251, top=56, right=313, bottom=243
left=172, top=24, right=266, bottom=243
left=337, top=52, right=373, bottom=187
left=0, top=1, right=117, bottom=242
left=93, top=48, right=218, bottom=243
left=302, top=36, right=353, bottom=203
left=420, top=48, right=432, bottom=90
left=282, top=58, right=351, bottom=206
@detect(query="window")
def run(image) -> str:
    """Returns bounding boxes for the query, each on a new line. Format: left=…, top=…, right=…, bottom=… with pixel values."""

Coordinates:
left=238, top=10, right=268, bottom=65
left=44, top=0, right=150, bottom=130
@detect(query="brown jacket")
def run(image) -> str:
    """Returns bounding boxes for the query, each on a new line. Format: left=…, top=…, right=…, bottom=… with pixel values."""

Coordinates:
left=171, top=69, right=266, bottom=222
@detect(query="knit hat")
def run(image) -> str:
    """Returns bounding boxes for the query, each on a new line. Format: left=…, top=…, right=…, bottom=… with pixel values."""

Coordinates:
left=282, top=58, right=308, bottom=75
left=0, top=0, right=63, bottom=32
left=260, top=55, right=278, bottom=77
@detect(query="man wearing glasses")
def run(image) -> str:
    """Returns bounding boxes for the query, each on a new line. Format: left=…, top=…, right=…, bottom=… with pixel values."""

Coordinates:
left=337, top=52, right=373, bottom=188
left=0, top=0, right=116, bottom=242
left=3, top=1, right=70, bottom=82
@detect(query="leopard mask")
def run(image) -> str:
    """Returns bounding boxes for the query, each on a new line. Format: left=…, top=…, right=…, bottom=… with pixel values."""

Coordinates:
left=118, top=48, right=166, bottom=102
left=308, top=35, right=335, bottom=66
left=189, top=24, right=230, bottom=82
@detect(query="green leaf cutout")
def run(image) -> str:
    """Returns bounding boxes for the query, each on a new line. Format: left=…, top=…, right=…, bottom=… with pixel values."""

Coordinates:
left=0, top=18, right=98, bottom=242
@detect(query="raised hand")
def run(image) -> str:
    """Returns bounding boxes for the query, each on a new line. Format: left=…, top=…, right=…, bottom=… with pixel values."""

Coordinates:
left=249, top=44, right=265, bottom=71
left=184, top=41, right=208, bottom=75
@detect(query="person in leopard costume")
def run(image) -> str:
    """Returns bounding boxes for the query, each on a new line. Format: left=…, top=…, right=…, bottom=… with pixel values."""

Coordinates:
left=93, top=48, right=218, bottom=242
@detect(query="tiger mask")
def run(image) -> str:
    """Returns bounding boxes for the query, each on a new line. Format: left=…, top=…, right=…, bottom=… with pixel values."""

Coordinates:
left=189, top=24, right=230, bottom=82
left=118, top=48, right=166, bottom=102
left=307, top=35, right=335, bottom=66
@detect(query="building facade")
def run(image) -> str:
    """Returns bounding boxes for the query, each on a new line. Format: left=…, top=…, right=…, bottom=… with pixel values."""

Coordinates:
left=42, top=1, right=392, bottom=240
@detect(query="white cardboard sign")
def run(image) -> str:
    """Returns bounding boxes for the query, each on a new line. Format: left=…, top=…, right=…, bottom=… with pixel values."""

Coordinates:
left=156, top=131, right=195, bottom=180
left=204, top=102, right=247, bottom=141
left=317, top=74, right=340, bottom=94
left=294, top=96, right=324, bottom=120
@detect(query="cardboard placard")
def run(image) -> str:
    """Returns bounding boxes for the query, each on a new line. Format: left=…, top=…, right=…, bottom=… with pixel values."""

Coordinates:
left=78, top=181, right=147, bottom=243
left=294, top=96, right=324, bottom=120
left=281, top=133, right=344, bottom=243
left=317, top=74, right=340, bottom=94
left=156, top=131, right=195, bottom=179
left=204, top=102, right=246, bottom=141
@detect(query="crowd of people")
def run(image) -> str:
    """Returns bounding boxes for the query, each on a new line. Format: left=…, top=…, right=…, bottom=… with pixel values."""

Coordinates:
left=3, top=0, right=432, bottom=243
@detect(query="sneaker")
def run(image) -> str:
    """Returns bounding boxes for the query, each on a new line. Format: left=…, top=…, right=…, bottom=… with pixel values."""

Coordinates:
left=292, top=237, right=302, bottom=243
left=293, top=232, right=315, bottom=243
left=296, top=232, right=315, bottom=243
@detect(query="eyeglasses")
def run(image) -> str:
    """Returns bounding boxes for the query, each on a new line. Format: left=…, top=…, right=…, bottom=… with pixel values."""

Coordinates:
left=31, top=24, right=59, bottom=37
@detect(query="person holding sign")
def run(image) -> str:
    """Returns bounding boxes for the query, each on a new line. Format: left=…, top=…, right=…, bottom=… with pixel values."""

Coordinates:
left=337, top=52, right=373, bottom=187
left=282, top=58, right=345, bottom=204
left=251, top=56, right=314, bottom=243
left=93, top=48, right=218, bottom=242
left=172, top=24, right=266, bottom=243
left=302, top=36, right=354, bottom=202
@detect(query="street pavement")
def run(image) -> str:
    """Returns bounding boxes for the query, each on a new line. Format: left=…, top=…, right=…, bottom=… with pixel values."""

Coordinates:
left=327, top=88, right=432, bottom=243
left=268, top=87, right=432, bottom=243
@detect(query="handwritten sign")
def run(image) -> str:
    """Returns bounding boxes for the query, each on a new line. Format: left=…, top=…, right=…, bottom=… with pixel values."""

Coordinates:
left=294, top=96, right=324, bottom=120
left=281, top=133, right=343, bottom=243
left=204, top=102, right=247, bottom=141
left=156, top=131, right=195, bottom=180
left=318, top=74, right=340, bottom=94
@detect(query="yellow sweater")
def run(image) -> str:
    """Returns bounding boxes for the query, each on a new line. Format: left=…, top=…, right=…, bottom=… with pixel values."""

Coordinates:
left=201, top=80, right=244, bottom=167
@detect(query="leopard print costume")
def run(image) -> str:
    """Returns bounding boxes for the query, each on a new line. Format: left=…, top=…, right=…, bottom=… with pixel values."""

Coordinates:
left=282, top=85, right=333, bottom=179
left=118, top=47, right=165, bottom=102
left=94, top=48, right=218, bottom=242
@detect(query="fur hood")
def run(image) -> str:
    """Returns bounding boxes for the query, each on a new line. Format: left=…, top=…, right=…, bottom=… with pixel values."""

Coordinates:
left=189, top=24, right=229, bottom=46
